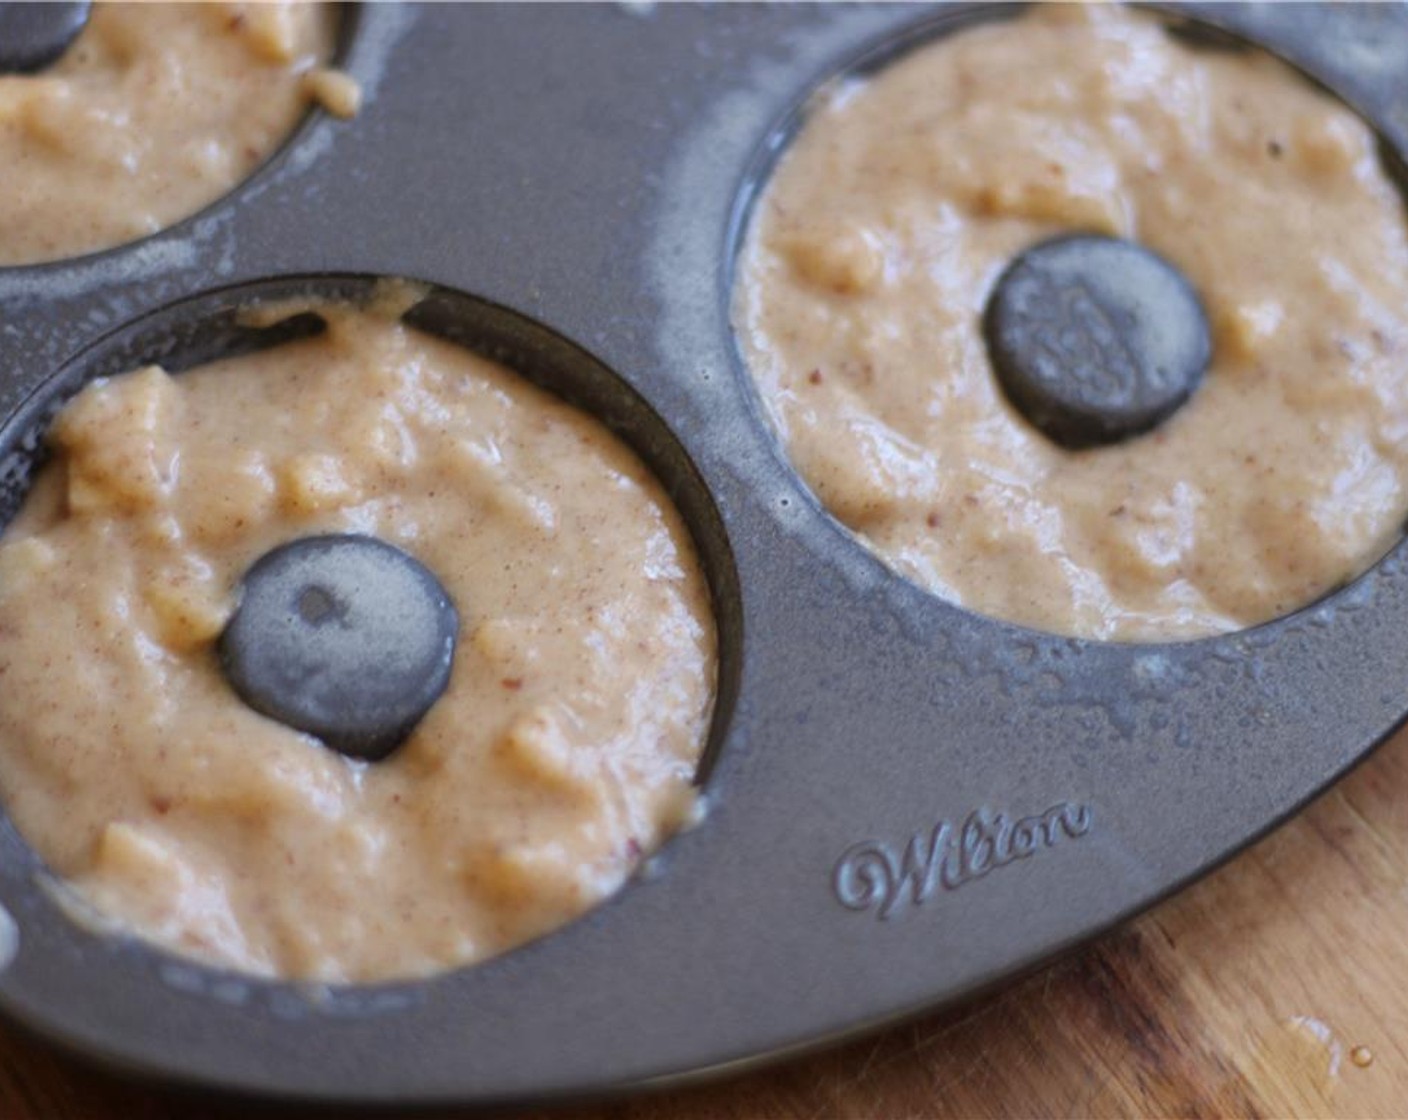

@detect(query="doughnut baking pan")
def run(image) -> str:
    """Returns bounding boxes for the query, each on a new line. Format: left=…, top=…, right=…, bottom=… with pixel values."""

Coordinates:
left=1, top=1, right=1407, bottom=1106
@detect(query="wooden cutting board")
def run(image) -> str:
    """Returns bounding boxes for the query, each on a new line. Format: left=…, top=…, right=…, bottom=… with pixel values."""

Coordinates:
left=4, top=722, right=1406, bottom=1118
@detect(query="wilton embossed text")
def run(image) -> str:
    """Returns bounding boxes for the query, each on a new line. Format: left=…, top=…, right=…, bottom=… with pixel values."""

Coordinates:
left=833, top=802, right=1093, bottom=918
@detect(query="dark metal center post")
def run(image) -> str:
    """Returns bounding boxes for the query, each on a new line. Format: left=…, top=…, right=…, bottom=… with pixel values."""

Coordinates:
left=0, top=2, right=90, bottom=74
left=983, top=234, right=1211, bottom=449
left=218, top=534, right=459, bottom=762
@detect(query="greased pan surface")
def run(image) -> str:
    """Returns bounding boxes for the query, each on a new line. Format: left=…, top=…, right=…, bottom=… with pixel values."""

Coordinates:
left=0, top=2, right=1406, bottom=1105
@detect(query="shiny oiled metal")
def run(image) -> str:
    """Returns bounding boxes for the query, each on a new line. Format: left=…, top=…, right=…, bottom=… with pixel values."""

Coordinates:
left=0, top=1, right=89, bottom=74
left=0, top=3, right=1404, bottom=1107
left=983, top=235, right=1211, bottom=449
left=218, top=534, right=461, bottom=763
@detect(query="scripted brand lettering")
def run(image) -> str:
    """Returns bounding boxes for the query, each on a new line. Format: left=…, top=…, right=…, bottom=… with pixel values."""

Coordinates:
left=832, top=802, right=1093, bottom=919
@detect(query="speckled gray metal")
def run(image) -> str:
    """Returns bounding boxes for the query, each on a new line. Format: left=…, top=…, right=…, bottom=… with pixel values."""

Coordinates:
left=218, top=533, right=461, bottom=763
left=0, top=2, right=1404, bottom=1107
left=0, top=1, right=91, bottom=74
left=984, top=235, right=1211, bottom=448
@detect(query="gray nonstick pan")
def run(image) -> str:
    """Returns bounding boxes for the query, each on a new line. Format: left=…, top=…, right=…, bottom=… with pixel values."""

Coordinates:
left=0, top=2, right=1405, bottom=1107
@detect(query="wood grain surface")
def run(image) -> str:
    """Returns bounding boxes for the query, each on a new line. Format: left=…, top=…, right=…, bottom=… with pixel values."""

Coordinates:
left=4, top=723, right=1408, bottom=1119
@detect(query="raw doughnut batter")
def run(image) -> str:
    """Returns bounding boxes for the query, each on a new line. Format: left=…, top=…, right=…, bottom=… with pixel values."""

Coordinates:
left=734, top=4, right=1408, bottom=640
left=0, top=2, right=344, bottom=266
left=0, top=295, right=716, bottom=982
